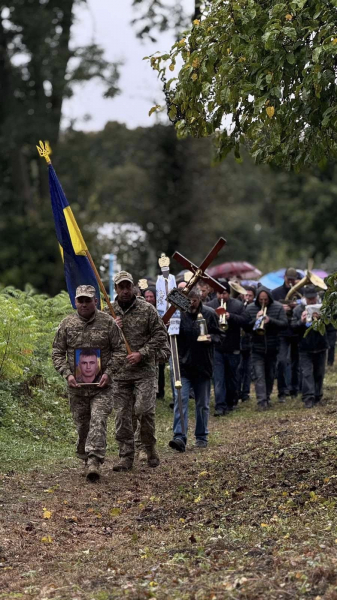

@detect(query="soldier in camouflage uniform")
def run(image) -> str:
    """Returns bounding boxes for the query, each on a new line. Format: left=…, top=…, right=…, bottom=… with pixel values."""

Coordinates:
left=112, top=271, right=170, bottom=471
left=52, top=285, right=121, bottom=481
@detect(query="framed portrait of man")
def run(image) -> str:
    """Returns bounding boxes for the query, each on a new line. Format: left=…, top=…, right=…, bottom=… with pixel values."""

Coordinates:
left=75, top=348, right=102, bottom=385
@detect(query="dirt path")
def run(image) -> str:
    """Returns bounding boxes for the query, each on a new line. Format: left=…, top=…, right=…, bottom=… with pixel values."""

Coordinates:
left=2, top=395, right=337, bottom=600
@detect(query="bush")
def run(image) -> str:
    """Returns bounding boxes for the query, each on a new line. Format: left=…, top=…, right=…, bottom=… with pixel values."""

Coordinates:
left=0, top=286, right=73, bottom=441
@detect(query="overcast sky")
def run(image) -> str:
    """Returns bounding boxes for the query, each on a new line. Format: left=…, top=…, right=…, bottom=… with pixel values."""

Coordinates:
left=62, top=0, right=194, bottom=131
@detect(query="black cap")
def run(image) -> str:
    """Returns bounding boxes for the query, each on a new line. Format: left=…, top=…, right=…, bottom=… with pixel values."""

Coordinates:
left=303, top=285, right=317, bottom=299
left=217, top=279, right=230, bottom=293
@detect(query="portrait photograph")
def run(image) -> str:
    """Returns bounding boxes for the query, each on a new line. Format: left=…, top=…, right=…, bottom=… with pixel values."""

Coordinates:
left=74, top=348, right=102, bottom=385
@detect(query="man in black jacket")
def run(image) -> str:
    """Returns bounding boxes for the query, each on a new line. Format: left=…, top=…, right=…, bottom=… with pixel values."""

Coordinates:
left=272, top=267, right=300, bottom=402
left=169, top=288, right=219, bottom=452
left=238, top=286, right=256, bottom=402
left=207, top=280, right=249, bottom=416
left=245, top=287, right=287, bottom=410
left=291, top=285, right=328, bottom=408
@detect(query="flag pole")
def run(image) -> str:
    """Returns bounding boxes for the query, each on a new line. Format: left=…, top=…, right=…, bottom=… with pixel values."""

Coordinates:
left=37, top=140, right=132, bottom=356
left=85, top=250, right=132, bottom=355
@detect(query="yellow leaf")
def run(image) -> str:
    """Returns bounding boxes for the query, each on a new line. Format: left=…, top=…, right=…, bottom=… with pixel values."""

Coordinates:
left=149, top=581, right=158, bottom=587
left=192, top=58, right=200, bottom=69
left=148, top=105, right=161, bottom=117
left=44, top=488, right=54, bottom=493
left=198, top=471, right=209, bottom=477
left=333, top=38, right=337, bottom=45
left=178, top=38, right=186, bottom=46
left=324, top=477, right=330, bottom=483
left=193, top=19, right=200, bottom=25
left=41, top=536, right=52, bottom=544
left=63, top=500, right=68, bottom=505
left=110, top=508, right=122, bottom=516
left=169, top=63, right=175, bottom=72
left=191, top=73, right=198, bottom=81
left=179, top=518, right=185, bottom=523
left=284, top=533, right=290, bottom=538
left=266, top=106, right=275, bottom=118
left=43, top=509, right=52, bottom=519
left=194, top=494, right=202, bottom=503
left=87, top=508, right=94, bottom=513
left=96, top=513, right=102, bottom=519
left=260, top=523, right=269, bottom=527
left=285, top=13, right=293, bottom=20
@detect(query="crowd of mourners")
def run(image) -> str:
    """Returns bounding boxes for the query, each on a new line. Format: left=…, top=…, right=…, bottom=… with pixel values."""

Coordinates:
left=52, top=267, right=332, bottom=480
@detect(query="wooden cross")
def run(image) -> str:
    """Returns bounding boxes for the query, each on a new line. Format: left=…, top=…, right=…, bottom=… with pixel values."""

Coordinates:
left=162, top=238, right=227, bottom=324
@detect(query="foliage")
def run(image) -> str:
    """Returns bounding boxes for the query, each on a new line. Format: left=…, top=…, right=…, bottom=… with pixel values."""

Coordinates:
left=309, top=272, right=337, bottom=336
left=149, top=0, right=337, bottom=170
left=3, top=121, right=337, bottom=293
left=0, top=286, right=73, bottom=440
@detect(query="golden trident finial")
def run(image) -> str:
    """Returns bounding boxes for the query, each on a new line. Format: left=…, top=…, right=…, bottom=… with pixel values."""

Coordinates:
left=158, top=253, right=170, bottom=269
left=138, top=279, right=148, bottom=291
left=36, top=140, right=52, bottom=164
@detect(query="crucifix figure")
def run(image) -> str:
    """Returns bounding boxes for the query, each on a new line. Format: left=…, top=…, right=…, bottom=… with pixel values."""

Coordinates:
left=162, top=238, right=227, bottom=324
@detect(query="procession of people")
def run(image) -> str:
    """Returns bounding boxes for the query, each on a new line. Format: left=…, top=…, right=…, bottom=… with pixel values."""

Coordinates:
left=52, top=252, right=332, bottom=481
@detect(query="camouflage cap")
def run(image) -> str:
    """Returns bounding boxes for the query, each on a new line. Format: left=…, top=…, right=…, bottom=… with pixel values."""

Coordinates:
left=75, top=284, right=96, bottom=299
left=114, top=271, right=134, bottom=285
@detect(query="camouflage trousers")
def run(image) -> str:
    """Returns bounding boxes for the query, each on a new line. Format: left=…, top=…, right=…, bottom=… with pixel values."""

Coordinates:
left=113, top=377, right=157, bottom=462
left=69, top=387, right=113, bottom=463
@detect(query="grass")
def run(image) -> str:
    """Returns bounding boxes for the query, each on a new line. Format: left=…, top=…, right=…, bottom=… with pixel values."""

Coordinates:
left=1, top=366, right=337, bottom=599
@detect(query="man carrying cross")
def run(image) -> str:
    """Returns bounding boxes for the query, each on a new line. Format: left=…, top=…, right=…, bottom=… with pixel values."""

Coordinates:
left=163, top=239, right=226, bottom=452
left=169, top=286, right=219, bottom=451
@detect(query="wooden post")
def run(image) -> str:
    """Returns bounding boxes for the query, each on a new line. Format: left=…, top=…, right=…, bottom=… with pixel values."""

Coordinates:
left=86, top=250, right=132, bottom=355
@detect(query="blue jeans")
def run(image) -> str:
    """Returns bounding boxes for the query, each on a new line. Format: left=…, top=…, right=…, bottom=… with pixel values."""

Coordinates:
left=214, top=350, right=241, bottom=413
left=173, top=376, right=211, bottom=445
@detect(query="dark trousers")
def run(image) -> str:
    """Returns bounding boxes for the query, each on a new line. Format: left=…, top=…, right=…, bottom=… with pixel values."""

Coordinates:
left=214, top=350, right=240, bottom=413
left=277, top=336, right=299, bottom=397
left=157, top=363, right=165, bottom=398
left=238, top=349, right=251, bottom=399
left=252, top=352, right=277, bottom=406
left=299, top=350, right=326, bottom=404
left=327, top=330, right=337, bottom=366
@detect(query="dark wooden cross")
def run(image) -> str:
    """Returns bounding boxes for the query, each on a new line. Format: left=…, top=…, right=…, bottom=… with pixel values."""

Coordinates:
left=162, top=238, right=227, bottom=324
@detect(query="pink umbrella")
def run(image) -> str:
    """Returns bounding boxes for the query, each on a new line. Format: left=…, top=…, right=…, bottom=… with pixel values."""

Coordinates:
left=206, top=261, right=262, bottom=280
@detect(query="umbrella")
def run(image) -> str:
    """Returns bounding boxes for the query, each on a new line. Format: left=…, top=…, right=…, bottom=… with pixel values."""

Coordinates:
left=206, top=261, right=262, bottom=280
left=259, top=268, right=328, bottom=290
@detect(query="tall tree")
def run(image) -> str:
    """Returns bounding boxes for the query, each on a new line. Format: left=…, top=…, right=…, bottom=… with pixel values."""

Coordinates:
left=149, top=0, right=337, bottom=171
left=0, top=0, right=120, bottom=294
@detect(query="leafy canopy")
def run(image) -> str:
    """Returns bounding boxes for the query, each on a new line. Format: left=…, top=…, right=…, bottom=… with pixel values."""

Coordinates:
left=149, top=0, right=337, bottom=170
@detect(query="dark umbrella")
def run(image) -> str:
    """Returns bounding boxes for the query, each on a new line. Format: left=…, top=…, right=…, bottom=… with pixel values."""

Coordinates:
left=206, top=261, right=262, bottom=280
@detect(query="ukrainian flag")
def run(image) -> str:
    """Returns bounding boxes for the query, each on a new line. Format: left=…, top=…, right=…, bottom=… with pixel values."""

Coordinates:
left=48, top=164, right=100, bottom=308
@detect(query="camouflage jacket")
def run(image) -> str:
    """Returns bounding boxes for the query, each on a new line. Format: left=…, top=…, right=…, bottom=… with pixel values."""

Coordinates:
left=52, top=309, right=121, bottom=395
left=111, top=296, right=170, bottom=380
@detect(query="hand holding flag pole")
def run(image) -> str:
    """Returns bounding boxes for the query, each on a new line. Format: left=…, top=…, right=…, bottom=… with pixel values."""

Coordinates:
left=37, top=141, right=132, bottom=355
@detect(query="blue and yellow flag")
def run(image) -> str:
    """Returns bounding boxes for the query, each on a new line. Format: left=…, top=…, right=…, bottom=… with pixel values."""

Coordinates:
left=37, top=141, right=100, bottom=308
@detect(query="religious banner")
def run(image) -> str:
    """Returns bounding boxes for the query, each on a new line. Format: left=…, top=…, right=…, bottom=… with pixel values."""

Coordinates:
left=156, top=254, right=181, bottom=335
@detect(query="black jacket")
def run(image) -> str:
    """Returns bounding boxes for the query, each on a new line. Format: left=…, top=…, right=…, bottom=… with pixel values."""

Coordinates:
left=177, top=303, right=220, bottom=380
left=271, top=283, right=291, bottom=302
left=271, top=283, right=298, bottom=338
left=206, top=297, right=249, bottom=353
left=245, top=287, right=288, bottom=354
left=291, top=304, right=328, bottom=353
